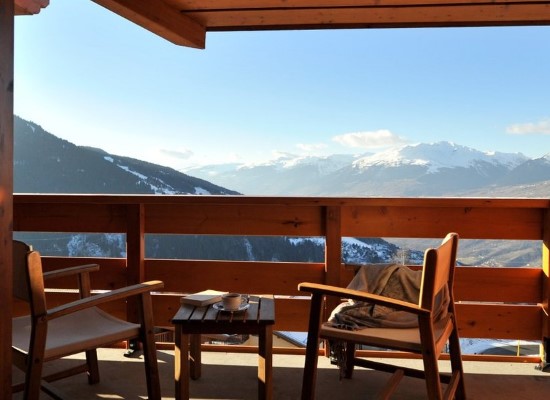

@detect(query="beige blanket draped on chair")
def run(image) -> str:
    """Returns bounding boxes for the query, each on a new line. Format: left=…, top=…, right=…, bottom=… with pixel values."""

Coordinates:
left=328, top=264, right=450, bottom=329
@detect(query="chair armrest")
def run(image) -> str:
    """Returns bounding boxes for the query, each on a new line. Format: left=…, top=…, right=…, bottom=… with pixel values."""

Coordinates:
left=47, top=280, right=164, bottom=320
left=298, top=282, right=429, bottom=315
left=43, top=264, right=100, bottom=280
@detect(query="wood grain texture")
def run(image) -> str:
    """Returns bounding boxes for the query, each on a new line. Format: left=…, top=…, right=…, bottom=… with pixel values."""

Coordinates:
left=0, top=2, right=14, bottom=397
left=145, top=259, right=325, bottom=296
left=11, top=195, right=550, bottom=347
left=117, top=0, right=550, bottom=38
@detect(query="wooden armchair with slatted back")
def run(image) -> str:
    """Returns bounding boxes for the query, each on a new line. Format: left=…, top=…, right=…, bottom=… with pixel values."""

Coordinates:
left=12, top=240, right=164, bottom=400
left=299, top=232, right=466, bottom=400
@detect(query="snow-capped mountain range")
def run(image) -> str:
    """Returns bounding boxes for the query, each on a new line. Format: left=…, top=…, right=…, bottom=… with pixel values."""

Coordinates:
left=352, top=142, right=527, bottom=172
left=185, top=142, right=550, bottom=196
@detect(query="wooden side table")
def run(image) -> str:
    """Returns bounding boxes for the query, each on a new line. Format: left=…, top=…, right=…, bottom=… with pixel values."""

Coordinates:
left=172, top=295, right=275, bottom=400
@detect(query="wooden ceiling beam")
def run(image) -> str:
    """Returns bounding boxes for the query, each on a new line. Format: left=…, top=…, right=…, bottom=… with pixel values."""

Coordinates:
left=92, top=0, right=206, bottom=49
left=169, top=0, right=550, bottom=12
left=14, top=0, right=49, bottom=16
left=99, top=1, right=550, bottom=47
left=184, top=3, right=550, bottom=31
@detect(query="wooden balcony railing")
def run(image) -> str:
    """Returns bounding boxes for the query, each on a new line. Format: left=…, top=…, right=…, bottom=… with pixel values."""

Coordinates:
left=13, top=194, right=550, bottom=364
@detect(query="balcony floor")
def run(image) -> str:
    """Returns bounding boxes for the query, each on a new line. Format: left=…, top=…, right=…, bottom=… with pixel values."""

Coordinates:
left=13, top=348, right=550, bottom=399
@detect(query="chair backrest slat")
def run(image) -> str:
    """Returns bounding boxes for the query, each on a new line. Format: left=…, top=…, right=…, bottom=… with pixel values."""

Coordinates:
left=13, top=240, right=48, bottom=316
left=13, top=240, right=31, bottom=302
left=419, top=233, right=459, bottom=312
left=27, top=250, right=48, bottom=316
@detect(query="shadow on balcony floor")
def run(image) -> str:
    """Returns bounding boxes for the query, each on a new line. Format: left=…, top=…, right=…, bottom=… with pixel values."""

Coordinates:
left=13, top=348, right=550, bottom=399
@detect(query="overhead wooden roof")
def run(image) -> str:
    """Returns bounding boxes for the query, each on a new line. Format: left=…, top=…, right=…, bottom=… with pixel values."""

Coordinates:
left=14, top=0, right=49, bottom=15
left=91, top=0, right=550, bottom=49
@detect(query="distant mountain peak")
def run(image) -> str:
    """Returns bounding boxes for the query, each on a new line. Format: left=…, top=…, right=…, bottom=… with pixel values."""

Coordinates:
left=353, top=141, right=528, bottom=173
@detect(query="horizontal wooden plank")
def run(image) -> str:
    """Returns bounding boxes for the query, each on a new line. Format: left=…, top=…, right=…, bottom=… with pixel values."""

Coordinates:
left=42, top=256, right=128, bottom=290
left=276, top=301, right=545, bottom=340
left=455, top=267, right=543, bottom=303
left=341, top=206, right=544, bottom=240
left=152, top=294, right=186, bottom=327
left=26, top=258, right=548, bottom=305
left=15, top=293, right=544, bottom=342
left=14, top=194, right=550, bottom=208
left=187, top=3, right=550, bottom=30
left=14, top=195, right=549, bottom=239
left=145, top=259, right=325, bottom=296
left=36, top=257, right=542, bottom=297
left=144, top=203, right=324, bottom=236
left=13, top=203, right=128, bottom=233
left=154, top=296, right=544, bottom=340
left=353, top=350, right=540, bottom=364
left=172, top=0, right=550, bottom=12
left=273, top=297, right=312, bottom=332
left=456, top=303, right=542, bottom=340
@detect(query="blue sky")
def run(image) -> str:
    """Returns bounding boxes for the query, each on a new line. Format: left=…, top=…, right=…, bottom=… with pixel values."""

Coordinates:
left=14, top=1, right=550, bottom=170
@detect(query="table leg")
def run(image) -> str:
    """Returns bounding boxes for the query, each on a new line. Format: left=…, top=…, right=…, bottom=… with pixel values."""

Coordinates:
left=258, top=325, right=273, bottom=400
left=190, top=333, right=202, bottom=379
left=174, top=325, right=190, bottom=400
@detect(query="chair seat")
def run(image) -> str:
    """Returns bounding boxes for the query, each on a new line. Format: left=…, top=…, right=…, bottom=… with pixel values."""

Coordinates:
left=320, top=315, right=452, bottom=353
left=13, top=307, right=140, bottom=360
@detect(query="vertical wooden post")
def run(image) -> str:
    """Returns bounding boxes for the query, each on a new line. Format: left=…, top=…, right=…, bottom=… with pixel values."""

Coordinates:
left=126, top=203, right=145, bottom=323
left=541, top=209, right=550, bottom=371
left=325, top=206, right=342, bottom=286
left=0, top=0, right=14, bottom=397
left=324, top=206, right=342, bottom=347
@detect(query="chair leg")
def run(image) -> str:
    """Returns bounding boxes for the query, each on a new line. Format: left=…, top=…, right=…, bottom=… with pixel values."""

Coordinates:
left=422, top=348, right=444, bottom=400
left=344, top=341, right=355, bottom=379
left=448, top=324, right=466, bottom=400
left=85, top=349, right=100, bottom=384
left=139, top=293, right=162, bottom=400
left=24, top=324, right=48, bottom=400
left=301, top=293, right=324, bottom=400
left=24, top=364, right=43, bottom=400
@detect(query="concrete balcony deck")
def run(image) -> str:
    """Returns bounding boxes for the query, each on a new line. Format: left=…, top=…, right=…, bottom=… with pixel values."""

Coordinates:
left=13, top=347, right=550, bottom=399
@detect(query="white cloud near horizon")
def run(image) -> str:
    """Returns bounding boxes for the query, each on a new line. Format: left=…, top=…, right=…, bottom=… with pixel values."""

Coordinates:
left=332, top=129, right=408, bottom=149
left=506, top=119, right=550, bottom=135
left=160, top=148, right=194, bottom=159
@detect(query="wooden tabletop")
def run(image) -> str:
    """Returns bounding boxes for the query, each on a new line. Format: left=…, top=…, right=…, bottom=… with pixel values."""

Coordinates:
left=172, top=295, right=275, bottom=333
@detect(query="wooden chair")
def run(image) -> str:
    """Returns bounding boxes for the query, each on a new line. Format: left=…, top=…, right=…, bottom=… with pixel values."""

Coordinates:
left=299, top=233, right=466, bottom=400
left=12, top=240, right=164, bottom=400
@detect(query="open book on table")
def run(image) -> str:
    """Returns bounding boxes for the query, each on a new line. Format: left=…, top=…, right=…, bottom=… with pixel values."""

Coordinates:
left=180, top=289, right=226, bottom=307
